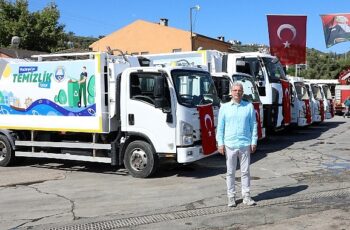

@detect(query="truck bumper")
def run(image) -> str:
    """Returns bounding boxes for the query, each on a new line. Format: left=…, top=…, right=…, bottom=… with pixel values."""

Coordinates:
left=312, top=115, right=322, bottom=123
left=297, top=118, right=308, bottom=127
left=325, top=112, right=332, bottom=119
left=177, top=145, right=217, bottom=163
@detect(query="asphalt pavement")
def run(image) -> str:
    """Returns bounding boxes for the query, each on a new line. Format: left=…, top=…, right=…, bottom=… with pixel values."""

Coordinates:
left=0, top=115, right=349, bottom=230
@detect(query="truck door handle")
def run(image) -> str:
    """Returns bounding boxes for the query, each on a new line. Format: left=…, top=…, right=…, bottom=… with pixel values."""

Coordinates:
left=128, top=114, right=134, bottom=125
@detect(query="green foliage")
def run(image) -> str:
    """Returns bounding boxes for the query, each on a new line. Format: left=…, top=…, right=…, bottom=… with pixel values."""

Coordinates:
left=66, top=32, right=98, bottom=50
left=299, top=49, right=350, bottom=79
left=0, top=0, right=66, bottom=52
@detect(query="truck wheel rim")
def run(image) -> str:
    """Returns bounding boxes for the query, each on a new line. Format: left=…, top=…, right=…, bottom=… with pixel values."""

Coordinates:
left=130, top=148, right=148, bottom=171
left=0, top=141, right=7, bottom=161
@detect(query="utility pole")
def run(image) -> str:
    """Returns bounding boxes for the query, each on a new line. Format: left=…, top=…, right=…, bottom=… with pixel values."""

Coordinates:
left=190, top=5, right=200, bottom=51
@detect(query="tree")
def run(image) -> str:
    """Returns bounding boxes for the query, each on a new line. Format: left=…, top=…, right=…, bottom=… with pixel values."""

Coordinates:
left=0, top=0, right=66, bottom=52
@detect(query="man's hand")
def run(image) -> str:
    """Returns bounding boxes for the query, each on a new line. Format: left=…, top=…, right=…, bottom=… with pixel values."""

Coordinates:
left=218, top=145, right=225, bottom=155
left=251, top=145, right=257, bottom=153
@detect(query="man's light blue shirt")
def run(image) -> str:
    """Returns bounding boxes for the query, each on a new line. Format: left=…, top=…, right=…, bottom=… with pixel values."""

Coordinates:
left=216, top=100, right=258, bottom=148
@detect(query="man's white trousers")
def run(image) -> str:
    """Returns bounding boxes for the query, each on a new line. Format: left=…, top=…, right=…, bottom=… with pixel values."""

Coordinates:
left=225, top=146, right=251, bottom=198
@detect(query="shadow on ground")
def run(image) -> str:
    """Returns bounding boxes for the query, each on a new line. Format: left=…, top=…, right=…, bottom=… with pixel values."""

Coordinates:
left=8, top=120, right=344, bottom=179
left=253, top=184, right=309, bottom=201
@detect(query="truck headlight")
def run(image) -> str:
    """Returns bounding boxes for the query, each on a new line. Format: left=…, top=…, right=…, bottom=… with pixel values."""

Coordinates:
left=180, top=121, right=193, bottom=145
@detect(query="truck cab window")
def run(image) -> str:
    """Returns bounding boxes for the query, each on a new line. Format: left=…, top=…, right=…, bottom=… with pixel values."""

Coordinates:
left=130, top=73, right=170, bottom=107
left=262, top=57, right=287, bottom=82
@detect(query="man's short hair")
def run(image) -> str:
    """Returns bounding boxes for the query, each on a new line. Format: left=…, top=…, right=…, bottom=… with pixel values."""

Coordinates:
left=231, top=82, right=243, bottom=91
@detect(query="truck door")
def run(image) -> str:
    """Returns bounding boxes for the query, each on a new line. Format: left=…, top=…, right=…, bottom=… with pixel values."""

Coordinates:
left=124, top=70, right=175, bottom=153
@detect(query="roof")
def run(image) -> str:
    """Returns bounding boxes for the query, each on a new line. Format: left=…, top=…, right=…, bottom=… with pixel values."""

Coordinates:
left=0, top=47, right=47, bottom=59
left=90, top=19, right=234, bottom=50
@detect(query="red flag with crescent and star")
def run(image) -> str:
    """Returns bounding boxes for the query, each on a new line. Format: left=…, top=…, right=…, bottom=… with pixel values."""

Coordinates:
left=197, top=104, right=216, bottom=155
left=281, top=80, right=291, bottom=125
left=267, top=15, right=307, bottom=65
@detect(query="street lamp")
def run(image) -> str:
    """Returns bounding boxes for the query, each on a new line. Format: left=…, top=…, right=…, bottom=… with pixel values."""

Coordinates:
left=190, top=5, right=200, bottom=51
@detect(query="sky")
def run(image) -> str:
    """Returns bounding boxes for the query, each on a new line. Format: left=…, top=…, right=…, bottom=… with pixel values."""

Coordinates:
left=28, top=0, right=350, bottom=54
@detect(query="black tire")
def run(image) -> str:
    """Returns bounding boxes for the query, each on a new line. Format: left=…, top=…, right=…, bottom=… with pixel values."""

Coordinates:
left=0, top=135, right=15, bottom=167
left=124, top=141, right=159, bottom=178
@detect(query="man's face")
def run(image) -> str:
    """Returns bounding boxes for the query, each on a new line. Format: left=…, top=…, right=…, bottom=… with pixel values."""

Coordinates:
left=231, top=85, right=243, bottom=102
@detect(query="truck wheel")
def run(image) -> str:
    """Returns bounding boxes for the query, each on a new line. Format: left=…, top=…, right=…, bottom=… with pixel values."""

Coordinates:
left=0, top=135, right=14, bottom=167
left=124, top=141, right=159, bottom=178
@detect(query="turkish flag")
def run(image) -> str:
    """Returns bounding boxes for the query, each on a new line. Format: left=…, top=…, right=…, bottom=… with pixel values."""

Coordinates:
left=304, top=99, right=312, bottom=124
left=281, top=80, right=291, bottom=125
left=329, top=99, right=334, bottom=117
left=197, top=104, right=216, bottom=155
left=319, top=100, right=325, bottom=121
left=267, top=15, right=307, bottom=65
left=252, top=102, right=263, bottom=139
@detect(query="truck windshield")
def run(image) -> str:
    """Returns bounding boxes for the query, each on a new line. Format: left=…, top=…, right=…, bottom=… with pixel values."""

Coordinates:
left=294, top=82, right=309, bottom=100
left=322, top=85, right=332, bottom=99
left=311, top=84, right=322, bottom=100
left=171, top=69, right=220, bottom=108
left=262, top=57, right=288, bottom=83
left=231, top=74, right=260, bottom=103
left=305, top=84, right=312, bottom=98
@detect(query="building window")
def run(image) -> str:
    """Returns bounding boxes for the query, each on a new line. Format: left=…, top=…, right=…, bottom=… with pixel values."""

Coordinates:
left=172, top=48, right=182, bottom=53
left=141, top=51, right=149, bottom=55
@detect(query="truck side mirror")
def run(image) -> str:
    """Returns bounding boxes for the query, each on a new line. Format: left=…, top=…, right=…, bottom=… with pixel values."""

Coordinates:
left=154, top=76, right=166, bottom=109
left=221, top=79, right=230, bottom=95
left=254, top=62, right=260, bottom=77
left=154, top=76, right=164, bottom=98
left=217, top=79, right=231, bottom=103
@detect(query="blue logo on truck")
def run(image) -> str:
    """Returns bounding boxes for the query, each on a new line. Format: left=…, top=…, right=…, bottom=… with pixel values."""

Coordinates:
left=55, top=66, right=65, bottom=82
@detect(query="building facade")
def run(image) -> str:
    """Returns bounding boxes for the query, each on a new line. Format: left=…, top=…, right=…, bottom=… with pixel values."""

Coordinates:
left=89, top=19, right=236, bottom=55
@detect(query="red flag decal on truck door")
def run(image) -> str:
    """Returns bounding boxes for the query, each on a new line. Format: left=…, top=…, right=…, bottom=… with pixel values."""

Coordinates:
left=267, top=15, right=307, bottom=65
left=252, top=102, right=262, bottom=139
left=319, top=100, right=325, bottom=121
left=281, top=80, right=291, bottom=125
left=197, top=104, right=216, bottom=155
left=329, top=99, right=334, bottom=117
left=304, top=99, right=312, bottom=124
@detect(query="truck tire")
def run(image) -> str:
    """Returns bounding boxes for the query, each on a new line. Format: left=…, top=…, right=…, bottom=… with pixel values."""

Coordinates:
left=124, top=140, right=159, bottom=178
left=0, top=135, right=15, bottom=167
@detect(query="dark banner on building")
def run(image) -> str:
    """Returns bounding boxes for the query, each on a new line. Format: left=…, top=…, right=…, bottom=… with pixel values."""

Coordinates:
left=321, top=14, right=350, bottom=48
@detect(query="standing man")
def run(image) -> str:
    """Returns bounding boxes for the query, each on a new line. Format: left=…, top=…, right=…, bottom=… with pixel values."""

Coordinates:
left=343, top=96, right=350, bottom=118
left=79, top=66, right=88, bottom=107
left=216, top=82, right=258, bottom=207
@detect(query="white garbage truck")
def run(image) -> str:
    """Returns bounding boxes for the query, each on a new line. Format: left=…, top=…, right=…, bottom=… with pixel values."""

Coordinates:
left=304, top=81, right=324, bottom=123
left=222, top=52, right=291, bottom=132
left=142, top=50, right=266, bottom=140
left=0, top=51, right=220, bottom=178
left=288, top=76, right=312, bottom=127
